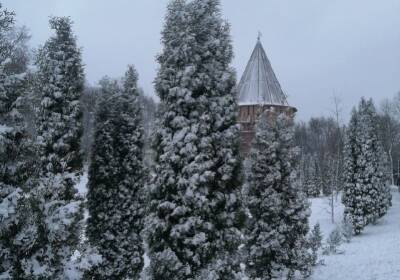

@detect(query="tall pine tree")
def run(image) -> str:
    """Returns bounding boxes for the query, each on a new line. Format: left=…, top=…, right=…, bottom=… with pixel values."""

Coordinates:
left=17, top=17, right=85, bottom=278
left=342, top=108, right=365, bottom=234
left=342, top=98, right=391, bottom=234
left=303, top=154, right=321, bottom=198
left=36, top=16, right=84, bottom=176
left=146, top=0, right=245, bottom=279
left=0, top=3, right=35, bottom=189
left=245, top=112, right=311, bottom=279
left=0, top=74, right=39, bottom=278
left=86, top=66, right=146, bottom=279
left=0, top=5, right=41, bottom=278
left=357, top=99, right=391, bottom=221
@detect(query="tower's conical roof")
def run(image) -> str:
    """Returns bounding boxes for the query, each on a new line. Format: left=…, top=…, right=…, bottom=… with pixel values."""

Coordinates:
left=238, top=39, right=288, bottom=106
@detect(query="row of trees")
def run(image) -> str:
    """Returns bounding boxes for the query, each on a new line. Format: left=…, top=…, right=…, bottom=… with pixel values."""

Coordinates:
left=296, top=95, right=400, bottom=200
left=0, top=0, right=312, bottom=279
left=295, top=115, right=344, bottom=198
left=0, top=5, right=157, bottom=277
left=84, top=0, right=395, bottom=276
left=0, top=0, right=395, bottom=279
left=295, top=97, right=395, bottom=229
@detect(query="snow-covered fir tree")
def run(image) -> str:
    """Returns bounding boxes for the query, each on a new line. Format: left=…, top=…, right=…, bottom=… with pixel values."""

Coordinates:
left=342, top=98, right=391, bottom=235
left=0, top=78, right=39, bottom=278
left=357, top=99, right=391, bottom=220
left=0, top=5, right=42, bottom=278
left=0, top=33, right=83, bottom=280
left=36, top=16, right=84, bottom=176
left=304, top=154, right=321, bottom=198
left=86, top=65, right=146, bottom=279
left=245, top=112, right=311, bottom=279
left=0, top=4, right=35, bottom=188
left=8, top=17, right=86, bottom=278
left=146, top=0, right=245, bottom=279
left=342, top=108, right=365, bottom=234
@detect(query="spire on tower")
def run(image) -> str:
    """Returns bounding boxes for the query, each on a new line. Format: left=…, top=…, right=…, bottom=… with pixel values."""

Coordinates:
left=237, top=38, right=288, bottom=106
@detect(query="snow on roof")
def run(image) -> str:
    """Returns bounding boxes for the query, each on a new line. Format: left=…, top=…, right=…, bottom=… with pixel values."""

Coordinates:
left=237, top=38, right=289, bottom=106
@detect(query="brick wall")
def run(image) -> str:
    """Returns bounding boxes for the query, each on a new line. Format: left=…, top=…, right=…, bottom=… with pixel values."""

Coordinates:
left=238, top=104, right=296, bottom=156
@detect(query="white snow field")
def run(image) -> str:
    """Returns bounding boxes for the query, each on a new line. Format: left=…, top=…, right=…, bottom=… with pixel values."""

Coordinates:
left=76, top=172, right=88, bottom=196
left=310, top=187, right=400, bottom=280
left=0, top=123, right=12, bottom=134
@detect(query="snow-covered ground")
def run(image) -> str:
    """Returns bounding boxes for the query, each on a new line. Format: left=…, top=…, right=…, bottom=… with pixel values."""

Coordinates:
left=76, top=172, right=88, bottom=196
left=0, top=123, right=12, bottom=134
left=310, top=187, right=400, bottom=280
left=308, top=194, right=344, bottom=237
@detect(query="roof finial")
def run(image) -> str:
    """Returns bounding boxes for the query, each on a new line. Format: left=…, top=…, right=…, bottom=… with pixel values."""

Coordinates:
left=257, top=31, right=262, bottom=42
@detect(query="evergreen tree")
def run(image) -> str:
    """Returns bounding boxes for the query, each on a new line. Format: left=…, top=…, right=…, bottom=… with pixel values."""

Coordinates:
left=8, top=17, right=85, bottom=278
left=342, top=98, right=391, bottom=234
left=308, top=223, right=323, bottom=266
left=36, top=16, right=84, bottom=176
left=86, top=66, right=146, bottom=279
left=0, top=4, right=41, bottom=278
left=0, top=2, right=34, bottom=187
left=0, top=47, right=35, bottom=189
left=1, top=81, right=81, bottom=278
left=304, top=154, right=321, bottom=198
left=0, top=98, right=39, bottom=279
left=245, top=112, right=311, bottom=279
left=146, top=0, right=244, bottom=278
left=342, top=108, right=365, bottom=234
left=358, top=99, right=391, bottom=220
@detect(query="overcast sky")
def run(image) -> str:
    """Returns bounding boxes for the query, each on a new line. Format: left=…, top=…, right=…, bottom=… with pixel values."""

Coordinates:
left=4, top=0, right=400, bottom=121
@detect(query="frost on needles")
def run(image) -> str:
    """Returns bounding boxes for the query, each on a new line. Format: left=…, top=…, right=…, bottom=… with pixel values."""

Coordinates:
left=86, top=65, right=146, bottom=279
left=145, top=0, right=245, bottom=279
left=244, top=112, right=311, bottom=279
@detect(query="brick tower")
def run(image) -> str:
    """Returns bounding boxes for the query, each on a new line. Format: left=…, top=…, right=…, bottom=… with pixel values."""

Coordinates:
left=237, top=37, right=296, bottom=155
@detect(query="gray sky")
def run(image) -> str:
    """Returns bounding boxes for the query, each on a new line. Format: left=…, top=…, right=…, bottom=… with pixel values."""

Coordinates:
left=4, top=0, right=400, bottom=121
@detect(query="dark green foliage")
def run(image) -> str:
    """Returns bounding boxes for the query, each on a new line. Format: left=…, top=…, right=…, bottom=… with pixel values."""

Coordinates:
left=146, top=0, right=245, bottom=278
left=342, top=98, right=391, bottom=235
left=36, top=16, right=84, bottom=176
left=245, top=113, right=311, bottom=279
left=3, top=17, right=87, bottom=279
left=0, top=4, right=42, bottom=278
left=86, top=66, right=146, bottom=279
left=303, top=155, right=321, bottom=198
